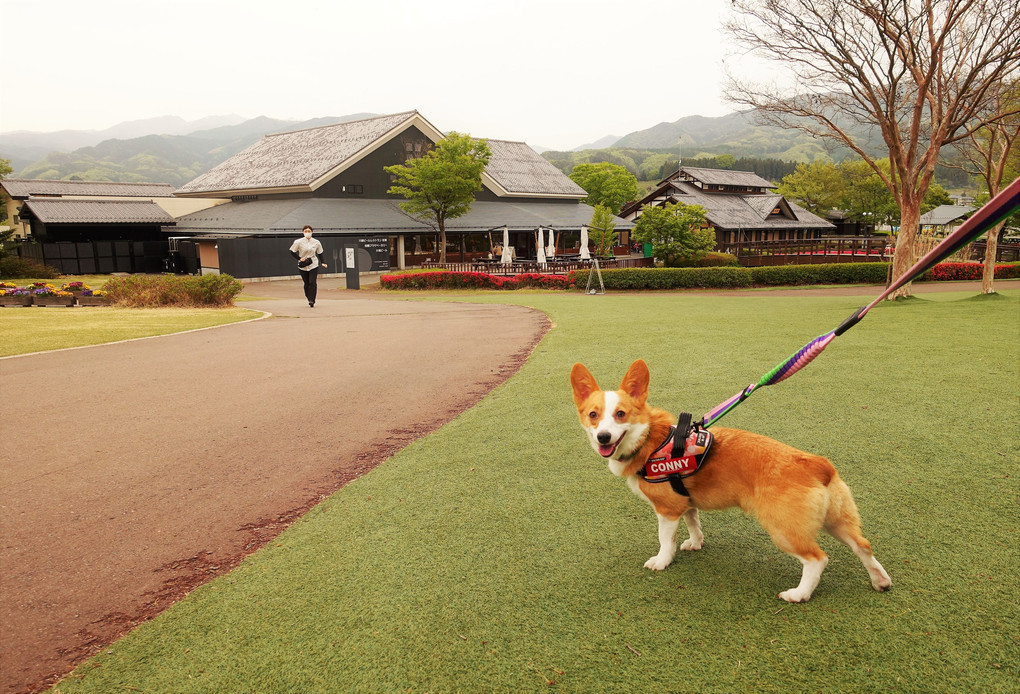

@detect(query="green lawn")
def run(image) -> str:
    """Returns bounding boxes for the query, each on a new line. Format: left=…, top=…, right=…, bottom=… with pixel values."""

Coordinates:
left=51, top=289, right=1018, bottom=693
left=0, top=307, right=260, bottom=357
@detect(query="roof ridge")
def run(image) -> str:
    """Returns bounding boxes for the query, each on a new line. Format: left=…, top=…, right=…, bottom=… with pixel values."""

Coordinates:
left=6, top=178, right=173, bottom=186
left=266, top=110, right=418, bottom=138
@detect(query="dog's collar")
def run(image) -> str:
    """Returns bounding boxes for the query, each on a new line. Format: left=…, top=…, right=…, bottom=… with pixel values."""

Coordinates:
left=616, top=430, right=651, bottom=462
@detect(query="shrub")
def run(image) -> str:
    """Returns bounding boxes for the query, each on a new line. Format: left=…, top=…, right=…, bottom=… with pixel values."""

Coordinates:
left=691, top=252, right=740, bottom=268
left=0, top=256, right=60, bottom=279
left=102, top=274, right=244, bottom=307
left=749, top=262, right=890, bottom=286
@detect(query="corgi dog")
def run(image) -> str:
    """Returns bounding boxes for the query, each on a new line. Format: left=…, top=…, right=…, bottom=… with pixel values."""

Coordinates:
left=570, top=359, right=891, bottom=603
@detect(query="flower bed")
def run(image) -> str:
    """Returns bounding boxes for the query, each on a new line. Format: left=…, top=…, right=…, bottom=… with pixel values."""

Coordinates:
left=923, top=262, right=1019, bottom=281
left=0, top=282, right=107, bottom=306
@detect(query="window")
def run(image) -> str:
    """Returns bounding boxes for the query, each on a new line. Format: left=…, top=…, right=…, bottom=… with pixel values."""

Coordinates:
left=342, top=184, right=364, bottom=195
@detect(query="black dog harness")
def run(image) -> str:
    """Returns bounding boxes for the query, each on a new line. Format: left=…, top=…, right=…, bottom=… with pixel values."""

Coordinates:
left=637, top=413, right=713, bottom=497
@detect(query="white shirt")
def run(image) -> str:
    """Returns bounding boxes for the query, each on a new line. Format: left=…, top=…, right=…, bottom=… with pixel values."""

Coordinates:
left=290, top=236, right=324, bottom=271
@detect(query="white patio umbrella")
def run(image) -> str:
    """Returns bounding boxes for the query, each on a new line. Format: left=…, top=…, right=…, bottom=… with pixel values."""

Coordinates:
left=536, top=227, right=547, bottom=265
left=500, top=226, right=512, bottom=264
left=579, top=225, right=591, bottom=259
left=546, top=228, right=556, bottom=259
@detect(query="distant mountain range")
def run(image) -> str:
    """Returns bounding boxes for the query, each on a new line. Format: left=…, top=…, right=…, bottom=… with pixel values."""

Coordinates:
left=0, top=113, right=378, bottom=186
left=0, top=109, right=889, bottom=186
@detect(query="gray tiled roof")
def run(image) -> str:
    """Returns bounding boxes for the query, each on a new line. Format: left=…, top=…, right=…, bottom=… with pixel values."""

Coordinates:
left=742, top=193, right=785, bottom=220
left=175, top=112, right=423, bottom=195
left=919, top=204, right=973, bottom=226
left=174, top=111, right=585, bottom=200
left=675, top=167, right=775, bottom=189
left=170, top=198, right=631, bottom=235
left=23, top=198, right=175, bottom=224
left=1, top=179, right=175, bottom=198
left=630, top=179, right=831, bottom=231
left=484, top=140, right=587, bottom=197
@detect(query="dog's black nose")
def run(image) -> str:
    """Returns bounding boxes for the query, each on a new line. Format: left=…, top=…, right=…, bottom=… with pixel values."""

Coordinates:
left=597, top=432, right=611, bottom=445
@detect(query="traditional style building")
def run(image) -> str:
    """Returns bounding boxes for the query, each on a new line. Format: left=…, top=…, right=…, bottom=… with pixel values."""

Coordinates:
left=170, top=111, right=631, bottom=277
left=619, top=167, right=833, bottom=249
left=1, top=179, right=213, bottom=273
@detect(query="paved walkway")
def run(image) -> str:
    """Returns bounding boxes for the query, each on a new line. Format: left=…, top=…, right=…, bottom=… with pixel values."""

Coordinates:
left=0, top=280, right=548, bottom=694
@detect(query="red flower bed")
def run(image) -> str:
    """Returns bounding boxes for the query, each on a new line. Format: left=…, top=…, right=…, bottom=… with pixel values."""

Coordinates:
left=380, top=271, right=572, bottom=291
left=926, top=262, right=1018, bottom=281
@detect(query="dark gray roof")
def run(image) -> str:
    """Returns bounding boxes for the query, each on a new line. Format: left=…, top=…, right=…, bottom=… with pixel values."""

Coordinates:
left=919, top=204, right=974, bottom=226
left=1, top=178, right=175, bottom=198
left=23, top=198, right=175, bottom=224
left=174, top=111, right=584, bottom=200
left=170, top=198, right=631, bottom=235
left=483, top=140, right=586, bottom=198
left=625, top=179, right=832, bottom=231
left=673, top=181, right=830, bottom=229
left=175, top=111, right=428, bottom=195
left=670, top=167, right=775, bottom=189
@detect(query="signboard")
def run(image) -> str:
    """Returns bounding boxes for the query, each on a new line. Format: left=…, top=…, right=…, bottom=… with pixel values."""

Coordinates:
left=356, top=236, right=390, bottom=271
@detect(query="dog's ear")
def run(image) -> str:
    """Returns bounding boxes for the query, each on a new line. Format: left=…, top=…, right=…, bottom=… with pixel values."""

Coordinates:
left=620, top=359, right=650, bottom=407
left=570, top=363, right=599, bottom=407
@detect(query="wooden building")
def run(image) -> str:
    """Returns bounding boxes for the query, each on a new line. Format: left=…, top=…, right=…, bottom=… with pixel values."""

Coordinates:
left=619, top=167, right=833, bottom=249
left=171, top=111, right=633, bottom=278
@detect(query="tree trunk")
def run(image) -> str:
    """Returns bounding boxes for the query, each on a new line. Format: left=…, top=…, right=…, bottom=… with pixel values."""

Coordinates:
left=438, top=219, right=447, bottom=264
left=982, top=222, right=1004, bottom=294
left=888, top=202, right=922, bottom=299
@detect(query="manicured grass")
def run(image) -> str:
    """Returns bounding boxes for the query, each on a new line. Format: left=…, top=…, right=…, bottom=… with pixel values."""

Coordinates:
left=0, top=307, right=260, bottom=357
left=52, top=289, right=1018, bottom=692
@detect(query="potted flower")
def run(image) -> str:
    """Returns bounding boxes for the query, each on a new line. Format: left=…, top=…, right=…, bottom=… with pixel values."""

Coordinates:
left=31, top=283, right=75, bottom=307
left=61, top=281, right=91, bottom=297
left=0, top=285, right=34, bottom=307
left=76, top=288, right=110, bottom=306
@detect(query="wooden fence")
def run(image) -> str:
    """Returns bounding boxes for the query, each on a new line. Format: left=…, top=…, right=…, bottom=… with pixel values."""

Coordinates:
left=726, top=238, right=1020, bottom=266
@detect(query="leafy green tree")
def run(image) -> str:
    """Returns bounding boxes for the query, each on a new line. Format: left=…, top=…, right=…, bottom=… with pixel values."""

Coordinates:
left=385, top=133, right=491, bottom=263
left=921, top=183, right=953, bottom=213
left=776, top=160, right=845, bottom=216
left=838, top=159, right=899, bottom=226
left=631, top=202, right=716, bottom=267
left=569, top=162, right=639, bottom=212
left=588, top=205, right=619, bottom=258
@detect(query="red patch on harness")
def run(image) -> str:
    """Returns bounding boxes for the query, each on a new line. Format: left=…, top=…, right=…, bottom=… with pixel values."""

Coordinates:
left=643, top=429, right=712, bottom=481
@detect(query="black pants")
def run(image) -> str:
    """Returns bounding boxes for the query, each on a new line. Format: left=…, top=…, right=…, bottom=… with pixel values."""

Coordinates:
left=300, top=267, right=319, bottom=304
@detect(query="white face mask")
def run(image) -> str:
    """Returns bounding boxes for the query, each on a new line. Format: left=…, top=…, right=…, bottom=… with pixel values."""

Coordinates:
left=303, top=231, right=312, bottom=238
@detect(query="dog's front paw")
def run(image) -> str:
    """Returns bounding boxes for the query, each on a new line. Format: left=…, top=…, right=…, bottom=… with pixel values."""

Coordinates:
left=679, top=538, right=703, bottom=551
left=643, top=555, right=673, bottom=571
left=778, top=588, right=812, bottom=603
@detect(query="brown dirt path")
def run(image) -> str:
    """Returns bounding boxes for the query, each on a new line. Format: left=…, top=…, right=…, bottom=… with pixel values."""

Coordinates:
left=0, top=281, right=549, bottom=694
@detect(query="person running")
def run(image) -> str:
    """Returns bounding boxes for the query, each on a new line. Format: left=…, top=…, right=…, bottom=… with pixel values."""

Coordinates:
left=289, top=225, right=327, bottom=307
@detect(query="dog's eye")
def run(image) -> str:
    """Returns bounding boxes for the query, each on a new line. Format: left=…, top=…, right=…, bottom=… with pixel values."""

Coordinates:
left=588, top=411, right=598, bottom=420
left=615, top=410, right=626, bottom=419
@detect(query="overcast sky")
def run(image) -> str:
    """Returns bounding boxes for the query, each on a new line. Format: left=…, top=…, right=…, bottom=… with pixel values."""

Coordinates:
left=1, top=0, right=773, bottom=151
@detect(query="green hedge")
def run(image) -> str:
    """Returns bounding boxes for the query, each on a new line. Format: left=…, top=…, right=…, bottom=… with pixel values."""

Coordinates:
left=749, top=263, right=890, bottom=286
left=567, top=266, right=753, bottom=290
left=566, top=261, right=1019, bottom=291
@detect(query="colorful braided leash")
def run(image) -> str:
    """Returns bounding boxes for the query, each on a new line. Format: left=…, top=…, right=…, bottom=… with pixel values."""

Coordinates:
left=700, top=177, right=1020, bottom=429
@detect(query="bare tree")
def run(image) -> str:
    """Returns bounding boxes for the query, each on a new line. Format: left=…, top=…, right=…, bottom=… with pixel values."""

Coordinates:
left=949, top=82, right=1020, bottom=293
left=725, top=0, right=1020, bottom=297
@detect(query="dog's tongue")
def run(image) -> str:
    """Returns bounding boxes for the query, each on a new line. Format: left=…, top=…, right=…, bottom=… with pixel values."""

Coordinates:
left=598, top=442, right=616, bottom=457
